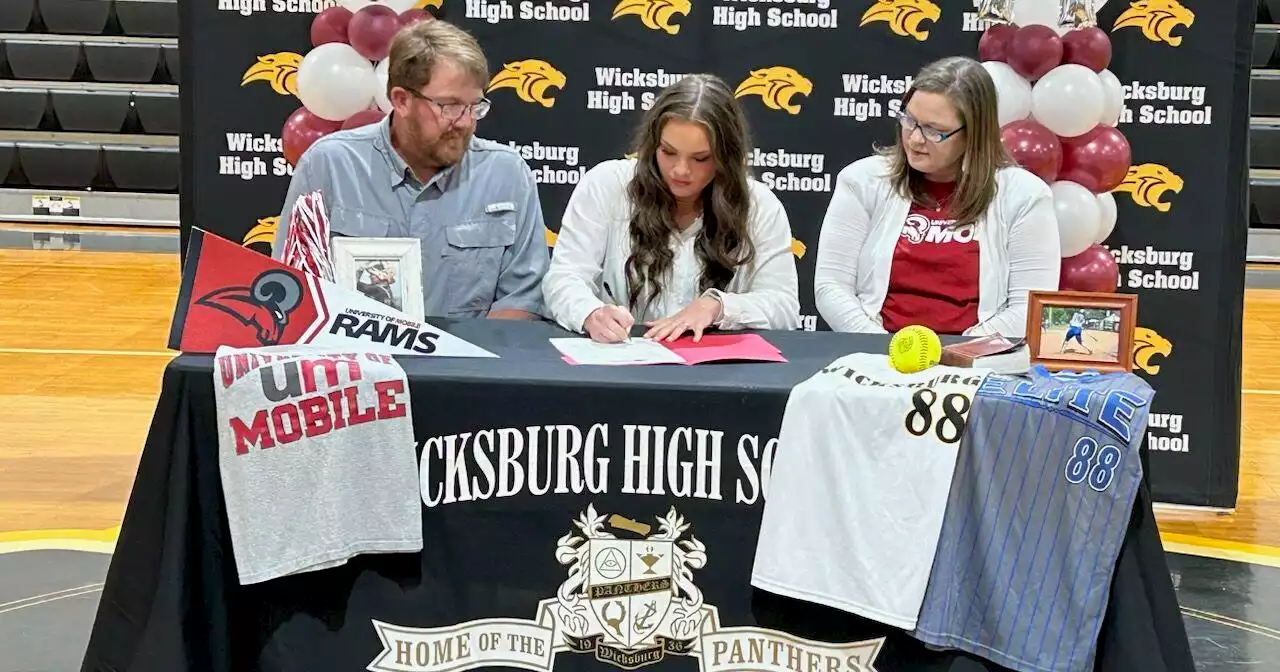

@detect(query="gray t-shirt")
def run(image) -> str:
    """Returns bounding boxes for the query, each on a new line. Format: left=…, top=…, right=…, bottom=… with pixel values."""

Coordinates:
left=214, top=345, right=422, bottom=585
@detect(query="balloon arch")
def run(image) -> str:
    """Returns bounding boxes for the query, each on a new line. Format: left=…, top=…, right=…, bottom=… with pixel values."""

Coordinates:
left=280, top=0, right=433, bottom=168
left=978, top=0, right=1130, bottom=294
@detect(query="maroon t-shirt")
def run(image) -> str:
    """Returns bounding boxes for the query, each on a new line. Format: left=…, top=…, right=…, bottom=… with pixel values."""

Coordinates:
left=880, top=180, right=981, bottom=335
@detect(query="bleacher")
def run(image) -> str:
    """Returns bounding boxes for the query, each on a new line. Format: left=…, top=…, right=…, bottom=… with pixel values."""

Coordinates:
left=1254, top=5, right=1280, bottom=262
left=0, top=0, right=178, bottom=233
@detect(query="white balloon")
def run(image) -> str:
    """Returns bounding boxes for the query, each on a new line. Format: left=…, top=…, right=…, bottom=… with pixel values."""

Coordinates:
left=1097, top=69, right=1124, bottom=127
left=1095, top=192, right=1118, bottom=243
left=338, top=0, right=372, bottom=10
left=1051, top=180, right=1103, bottom=257
left=377, top=0, right=418, bottom=11
left=374, top=58, right=392, bottom=113
left=1031, top=64, right=1105, bottom=138
left=981, top=61, right=1032, bottom=127
left=1011, top=0, right=1109, bottom=35
left=296, top=43, right=378, bottom=122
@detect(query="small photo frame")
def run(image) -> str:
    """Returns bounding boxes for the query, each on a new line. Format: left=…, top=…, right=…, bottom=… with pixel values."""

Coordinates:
left=1026, top=290, right=1137, bottom=373
left=332, top=237, right=425, bottom=320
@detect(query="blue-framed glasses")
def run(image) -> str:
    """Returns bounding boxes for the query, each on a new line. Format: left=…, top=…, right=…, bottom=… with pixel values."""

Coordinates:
left=890, top=108, right=963, bottom=143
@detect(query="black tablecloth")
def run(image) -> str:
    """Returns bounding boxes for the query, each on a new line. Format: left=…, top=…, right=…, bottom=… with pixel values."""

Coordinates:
left=80, top=320, right=1194, bottom=672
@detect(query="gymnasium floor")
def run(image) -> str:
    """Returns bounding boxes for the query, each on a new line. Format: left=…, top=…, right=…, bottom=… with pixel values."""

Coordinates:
left=1, top=249, right=1278, bottom=671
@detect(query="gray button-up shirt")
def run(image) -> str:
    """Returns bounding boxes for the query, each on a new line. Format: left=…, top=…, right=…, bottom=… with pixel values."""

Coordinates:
left=273, top=115, right=549, bottom=319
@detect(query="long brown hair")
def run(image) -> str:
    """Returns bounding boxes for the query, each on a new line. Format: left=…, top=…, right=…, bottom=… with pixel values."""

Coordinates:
left=623, top=73, right=755, bottom=315
left=876, top=56, right=1014, bottom=227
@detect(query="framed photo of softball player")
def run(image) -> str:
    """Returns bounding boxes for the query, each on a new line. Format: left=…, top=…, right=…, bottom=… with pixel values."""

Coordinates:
left=332, top=237, right=425, bottom=320
left=1026, top=290, right=1137, bottom=373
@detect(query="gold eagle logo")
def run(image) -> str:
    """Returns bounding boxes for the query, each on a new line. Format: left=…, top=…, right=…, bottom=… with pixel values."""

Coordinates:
left=859, top=0, right=941, bottom=42
left=488, top=60, right=567, bottom=108
left=734, top=67, right=813, bottom=115
left=1132, top=326, right=1172, bottom=375
left=241, top=52, right=301, bottom=97
left=1113, top=163, right=1183, bottom=213
left=1112, top=0, right=1194, bottom=47
left=243, top=216, right=278, bottom=248
left=611, top=0, right=692, bottom=35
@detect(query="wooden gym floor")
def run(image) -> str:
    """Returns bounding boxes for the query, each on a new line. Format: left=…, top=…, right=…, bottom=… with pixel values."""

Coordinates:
left=0, top=250, right=1279, bottom=565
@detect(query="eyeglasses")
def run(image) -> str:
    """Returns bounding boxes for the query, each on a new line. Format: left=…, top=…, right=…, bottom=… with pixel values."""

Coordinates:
left=408, top=90, right=492, bottom=121
left=890, top=108, right=962, bottom=143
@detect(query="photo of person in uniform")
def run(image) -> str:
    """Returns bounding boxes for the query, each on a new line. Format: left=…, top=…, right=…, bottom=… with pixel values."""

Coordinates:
left=355, top=260, right=402, bottom=312
left=1038, top=305, right=1122, bottom=363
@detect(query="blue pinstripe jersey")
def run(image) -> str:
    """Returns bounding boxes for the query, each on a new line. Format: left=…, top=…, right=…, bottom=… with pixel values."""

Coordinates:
left=910, top=366, right=1154, bottom=672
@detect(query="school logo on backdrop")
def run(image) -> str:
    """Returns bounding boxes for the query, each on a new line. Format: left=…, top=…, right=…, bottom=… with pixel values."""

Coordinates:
left=1132, top=327, right=1172, bottom=375
left=241, top=52, right=301, bottom=97
left=366, top=505, right=884, bottom=672
left=734, top=67, right=812, bottom=115
left=1113, top=163, right=1183, bottom=212
left=858, top=0, right=939, bottom=42
left=612, top=0, right=691, bottom=34
left=487, top=60, right=567, bottom=108
left=1112, top=0, right=1194, bottom=47
left=243, top=216, right=278, bottom=249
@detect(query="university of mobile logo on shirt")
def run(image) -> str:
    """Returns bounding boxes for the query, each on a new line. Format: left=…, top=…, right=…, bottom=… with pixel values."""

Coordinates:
left=900, top=214, right=974, bottom=245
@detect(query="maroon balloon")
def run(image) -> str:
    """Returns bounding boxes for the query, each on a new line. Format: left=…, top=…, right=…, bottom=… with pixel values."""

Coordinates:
left=348, top=4, right=401, bottom=62
left=399, top=8, right=433, bottom=27
left=1058, top=125, right=1132, bottom=194
left=1060, top=245, right=1120, bottom=293
left=342, top=108, right=388, bottom=130
left=310, top=6, right=353, bottom=47
left=1000, top=119, right=1063, bottom=184
left=978, top=23, right=1019, bottom=63
left=1006, top=24, right=1063, bottom=81
left=282, top=106, right=342, bottom=166
left=1061, top=27, right=1112, bottom=73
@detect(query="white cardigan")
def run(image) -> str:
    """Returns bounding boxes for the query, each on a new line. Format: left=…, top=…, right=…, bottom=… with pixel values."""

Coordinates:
left=541, top=158, right=800, bottom=332
left=814, top=155, right=1061, bottom=337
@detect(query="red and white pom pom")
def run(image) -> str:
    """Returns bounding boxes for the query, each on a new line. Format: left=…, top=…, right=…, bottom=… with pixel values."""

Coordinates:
left=282, top=190, right=335, bottom=282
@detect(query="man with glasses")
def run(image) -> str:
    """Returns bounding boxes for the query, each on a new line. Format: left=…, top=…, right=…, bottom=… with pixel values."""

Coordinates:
left=274, top=20, right=549, bottom=321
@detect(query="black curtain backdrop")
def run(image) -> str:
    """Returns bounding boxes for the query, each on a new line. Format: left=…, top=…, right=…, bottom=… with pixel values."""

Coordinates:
left=179, top=0, right=1252, bottom=508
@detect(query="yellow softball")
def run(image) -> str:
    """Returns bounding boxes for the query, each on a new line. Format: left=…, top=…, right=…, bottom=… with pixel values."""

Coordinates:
left=888, top=325, right=942, bottom=374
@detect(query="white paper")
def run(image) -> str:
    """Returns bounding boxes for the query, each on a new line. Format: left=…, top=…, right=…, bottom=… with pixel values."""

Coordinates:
left=550, top=337, right=686, bottom=366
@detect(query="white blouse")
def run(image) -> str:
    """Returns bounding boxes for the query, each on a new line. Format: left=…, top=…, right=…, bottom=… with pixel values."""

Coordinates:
left=814, top=155, right=1061, bottom=337
left=541, top=158, right=800, bottom=332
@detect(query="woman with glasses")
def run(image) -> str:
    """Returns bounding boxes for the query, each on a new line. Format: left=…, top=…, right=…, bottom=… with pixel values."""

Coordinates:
left=541, top=73, right=800, bottom=343
left=813, top=56, right=1060, bottom=337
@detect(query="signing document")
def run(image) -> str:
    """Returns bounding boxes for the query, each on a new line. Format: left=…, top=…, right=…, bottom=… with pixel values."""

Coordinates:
left=551, top=334, right=787, bottom=366
left=550, top=337, right=687, bottom=366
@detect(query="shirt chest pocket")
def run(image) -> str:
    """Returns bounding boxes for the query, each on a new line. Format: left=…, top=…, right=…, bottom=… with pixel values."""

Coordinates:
left=440, top=216, right=517, bottom=314
left=329, top=206, right=397, bottom=238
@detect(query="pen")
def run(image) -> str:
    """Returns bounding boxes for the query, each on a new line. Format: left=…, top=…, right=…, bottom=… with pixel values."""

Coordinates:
left=602, top=282, right=632, bottom=343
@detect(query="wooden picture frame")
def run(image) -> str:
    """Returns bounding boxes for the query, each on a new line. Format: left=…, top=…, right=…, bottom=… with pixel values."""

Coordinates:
left=1026, top=290, right=1138, bottom=373
left=331, top=237, right=425, bottom=320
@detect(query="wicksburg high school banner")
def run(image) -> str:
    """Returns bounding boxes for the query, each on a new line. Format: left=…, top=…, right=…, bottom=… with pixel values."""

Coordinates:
left=180, top=0, right=1251, bottom=509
